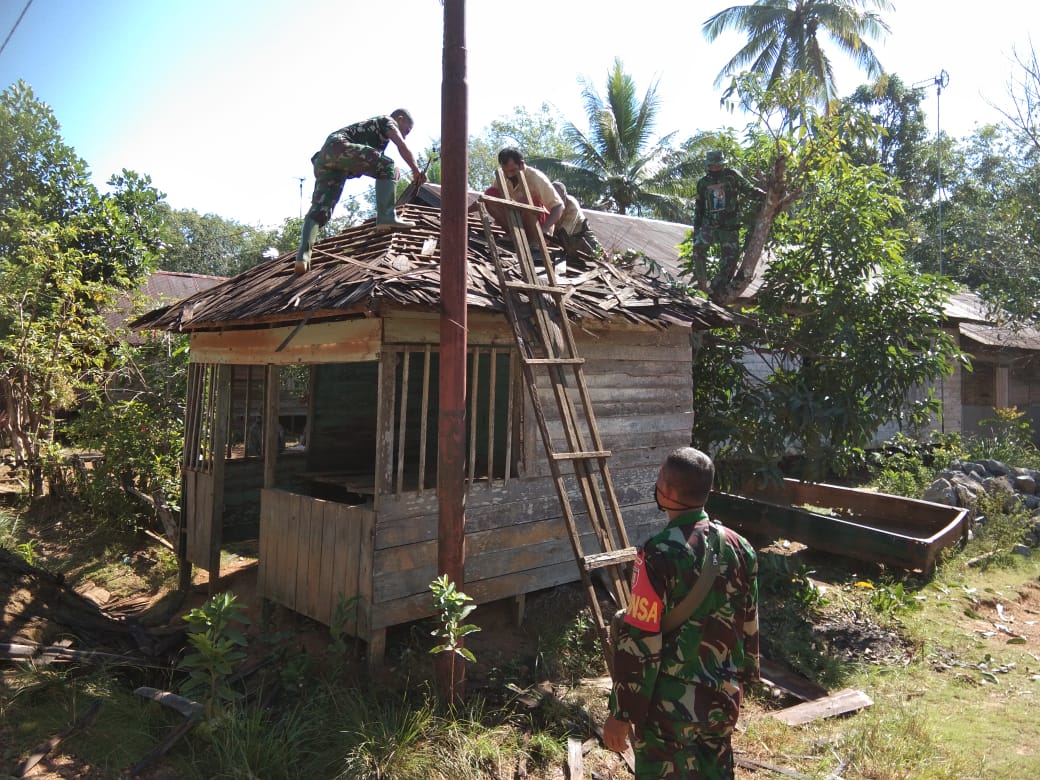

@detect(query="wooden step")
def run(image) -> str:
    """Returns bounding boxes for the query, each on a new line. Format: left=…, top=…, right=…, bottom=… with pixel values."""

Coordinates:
left=584, top=547, right=638, bottom=570
left=550, top=449, right=612, bottom=461
left=522, top=357, right=585, bottom=366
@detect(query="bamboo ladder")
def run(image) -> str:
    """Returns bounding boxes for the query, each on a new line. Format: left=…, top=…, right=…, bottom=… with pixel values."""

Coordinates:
left=477, top=170, right=637, bottom=671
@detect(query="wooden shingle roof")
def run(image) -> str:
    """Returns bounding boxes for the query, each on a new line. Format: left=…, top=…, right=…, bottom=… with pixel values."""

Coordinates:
left=132, top=203, right=737, bottom=334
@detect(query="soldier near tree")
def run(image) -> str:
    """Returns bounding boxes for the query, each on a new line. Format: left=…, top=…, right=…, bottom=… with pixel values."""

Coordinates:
left=603, top=446, right=760, bottom=779
left=295, top=109, right=427, bottom=274
left=692, top=150, right=765, bottom=292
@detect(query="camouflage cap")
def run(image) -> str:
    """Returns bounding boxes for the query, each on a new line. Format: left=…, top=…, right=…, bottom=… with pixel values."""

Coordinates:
left=706, top=150, right=727, bottom=167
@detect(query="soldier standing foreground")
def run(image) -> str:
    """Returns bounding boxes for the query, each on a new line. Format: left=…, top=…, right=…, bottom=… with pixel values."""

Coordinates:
left=604, top=446, right=759, bottom=779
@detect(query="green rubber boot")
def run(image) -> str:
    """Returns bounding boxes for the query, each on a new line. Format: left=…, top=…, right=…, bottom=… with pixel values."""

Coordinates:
left=294, top=216, right=320, bottom=274
left=374, top=178, right=416, bottom=231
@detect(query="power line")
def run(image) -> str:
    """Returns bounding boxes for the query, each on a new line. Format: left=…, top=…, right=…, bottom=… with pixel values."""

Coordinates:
left=0, top=0, right=34, bottom=60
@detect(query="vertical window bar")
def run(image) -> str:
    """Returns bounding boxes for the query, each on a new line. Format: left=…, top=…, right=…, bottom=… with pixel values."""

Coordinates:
left=396, top=350, right=410, bottom=494
left=486, top=347, right=497, bottom=488
left=418, top=345, right=432, bottom=495
left=504, top=350, right=516, bottom=484
left=467, top=348, right=480, bottom=485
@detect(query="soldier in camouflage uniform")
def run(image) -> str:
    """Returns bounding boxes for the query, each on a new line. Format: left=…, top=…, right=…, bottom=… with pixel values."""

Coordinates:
left=692, top=150, right=764, bottom=292
left=604, top=446, right=759, bottom=779
left=295, top=109, right=427, bottom=274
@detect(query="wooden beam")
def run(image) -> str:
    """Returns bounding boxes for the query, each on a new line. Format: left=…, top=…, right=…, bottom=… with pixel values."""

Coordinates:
left=190, top=319, right=382, bottom=365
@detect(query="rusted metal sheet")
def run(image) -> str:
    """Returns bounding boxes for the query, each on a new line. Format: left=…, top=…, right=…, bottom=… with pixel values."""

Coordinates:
left=709, top=478, right=970, bottom=572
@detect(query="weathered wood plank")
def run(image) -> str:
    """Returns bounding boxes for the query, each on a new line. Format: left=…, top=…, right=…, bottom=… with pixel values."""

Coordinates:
left=357, top=510, right=375, bottom=636
left=383, top=310, right=515, bottom=346
left=305, top=500, right=325, bottom=620
left=771, top=688, right=873, bottom=726
left=371, top=559, right=586, bottom=630
left=190, top=319, right=382, bottom=365
left=318, top=502, right=338, bottom=626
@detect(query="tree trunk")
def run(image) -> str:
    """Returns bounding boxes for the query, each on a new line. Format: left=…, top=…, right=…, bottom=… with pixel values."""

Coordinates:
left=709, top=154, right=801, bottom=306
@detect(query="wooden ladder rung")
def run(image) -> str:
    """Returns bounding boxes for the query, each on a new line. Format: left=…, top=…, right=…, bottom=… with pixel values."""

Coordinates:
left=550, top=449, right=612, bottom=461
left=522, top=357, right=585, bottom=366
left=505, top=280, right=567, bottom=294
left=584, top=547, right=638, bottom=570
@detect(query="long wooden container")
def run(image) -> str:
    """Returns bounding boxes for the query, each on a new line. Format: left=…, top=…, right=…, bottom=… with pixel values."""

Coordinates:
left=709, top=479, right=970, bottom=572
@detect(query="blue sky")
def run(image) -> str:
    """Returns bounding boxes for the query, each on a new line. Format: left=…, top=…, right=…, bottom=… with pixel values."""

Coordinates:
left=2, top=0, right=1037, bottom=228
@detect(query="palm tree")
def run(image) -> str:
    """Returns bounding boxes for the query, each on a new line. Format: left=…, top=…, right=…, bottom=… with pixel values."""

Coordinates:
left=530, top=58, right=686, bottom=220
left=703, top=0, right=893, bottom=109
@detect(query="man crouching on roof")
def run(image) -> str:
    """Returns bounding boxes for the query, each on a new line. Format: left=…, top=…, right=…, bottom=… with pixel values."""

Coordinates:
left=470, top=147, right=563, bottom=244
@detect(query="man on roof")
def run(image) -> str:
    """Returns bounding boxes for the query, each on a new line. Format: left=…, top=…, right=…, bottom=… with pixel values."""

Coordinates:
left=295, top=109, right=427, bottom=275
left=552, top=180, right=600, bottom=258
left=471, top=147, right=564, bottom=245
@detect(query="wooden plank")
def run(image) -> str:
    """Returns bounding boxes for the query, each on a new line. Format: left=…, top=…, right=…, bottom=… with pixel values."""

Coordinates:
left=771, top=688, right=873, bottom=726
left=567, top=737, right=584, bottom=780
left=317, top=502, right=338, bottom=626
left=330, top=503, right=355, bottom=634
left=382, top=309, right=515, bottom=346
left=759, top=658, right=829, bottom=702
left=294, top=494, right=313, bottom=616
left=357, top=509, right=375, bottom=636
left=372, top=559, right=583, bottom=629
left=372, top=521, right=630, bottom=604
left=263, top=365, right=278, bottom=488
left=305, top=499, right=325, bottom=620
left=374, top=351, right=398, bottom=512
left=190, top=318, right=382, bottom=365
left=281, top=492, right=300, bottom=611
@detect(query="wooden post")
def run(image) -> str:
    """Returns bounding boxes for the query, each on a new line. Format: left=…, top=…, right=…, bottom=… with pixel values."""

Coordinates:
left=437, top=0, right=468, bottom=704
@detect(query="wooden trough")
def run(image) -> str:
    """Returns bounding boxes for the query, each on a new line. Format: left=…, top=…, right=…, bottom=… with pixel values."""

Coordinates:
left=709, top=479, right=971, bottom=572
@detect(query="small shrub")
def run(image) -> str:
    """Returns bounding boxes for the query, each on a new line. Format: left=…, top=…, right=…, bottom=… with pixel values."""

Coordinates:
left=179, top=592, right=251, bottom=715
left=966, top=407, right=1040, bottom=469
left=429, top=575, right=481, bottom=667
left=868, top=582, right=922, bottom=616
left=535, top=610, right=604, bottom=683
left=869, top=432, right=965, bottom=498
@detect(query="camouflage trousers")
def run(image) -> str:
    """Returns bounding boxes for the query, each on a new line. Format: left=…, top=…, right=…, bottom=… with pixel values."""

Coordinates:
left=306, top=139, right=396, bottom=225
left=692, top=226, right=740, bottom=289
left=634, top=727, right=734, bottom=780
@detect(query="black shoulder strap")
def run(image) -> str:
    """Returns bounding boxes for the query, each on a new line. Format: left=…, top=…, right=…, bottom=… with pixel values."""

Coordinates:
left=660, top=523, right=725, bottom=635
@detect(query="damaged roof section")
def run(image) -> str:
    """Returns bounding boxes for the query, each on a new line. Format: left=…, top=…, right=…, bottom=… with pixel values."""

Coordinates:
left=131, top=203, right=738, bottom=334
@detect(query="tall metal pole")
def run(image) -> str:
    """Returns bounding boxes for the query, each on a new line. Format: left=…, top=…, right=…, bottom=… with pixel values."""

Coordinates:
left=437, top=0, right=468, bottom=704
left=935, top=70, right=948, bottom=277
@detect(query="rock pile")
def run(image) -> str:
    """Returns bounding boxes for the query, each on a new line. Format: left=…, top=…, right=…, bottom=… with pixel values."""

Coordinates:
left=923, top=459, right=1040, bottom=552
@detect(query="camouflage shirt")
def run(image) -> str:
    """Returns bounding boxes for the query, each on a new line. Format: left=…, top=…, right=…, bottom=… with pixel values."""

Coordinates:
left=323, top=115, right=399, bottom=154
left=610, top=510, right=760, bottom=738
left=694, top=168, right=762, bottom=231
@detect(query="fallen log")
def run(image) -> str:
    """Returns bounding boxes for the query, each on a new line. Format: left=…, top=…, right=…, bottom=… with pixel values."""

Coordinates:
left=0, top=642, right=169, bottom=670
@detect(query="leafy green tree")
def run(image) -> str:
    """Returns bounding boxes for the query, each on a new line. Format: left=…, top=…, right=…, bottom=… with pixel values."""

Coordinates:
left=703, top=0, right=892, bottom=114
left=529, top=58, right=687, bottom=219
left=0, top=81, right=166, bottom=493
left=160, top=209, right=278, bottom=277
left=839, top=75, right=933, bottom=213
left=920, top=124, right=1040, bottom=324
left=690, top=153, right=961, bottom=482
left=677, top=72, right=963, bottom=482
left=0, top=80, right=91, bottom=229
left=467, top=104, right=570, bottom=191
